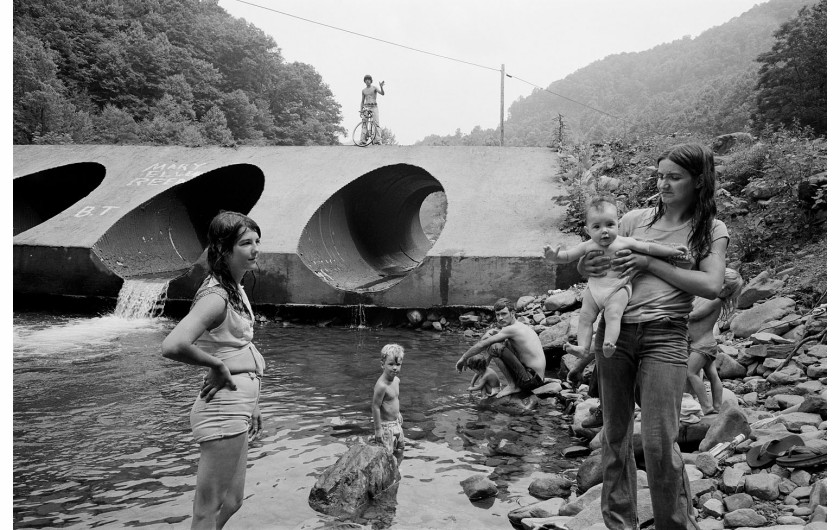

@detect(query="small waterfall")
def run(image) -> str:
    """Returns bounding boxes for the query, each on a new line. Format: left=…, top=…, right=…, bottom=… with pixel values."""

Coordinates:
left=114, top=278, right=170, bottom=319
left=351, top=303, right=368, bottom=329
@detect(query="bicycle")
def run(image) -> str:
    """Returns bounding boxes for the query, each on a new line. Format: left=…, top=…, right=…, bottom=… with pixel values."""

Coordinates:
left=352, top=107, right=380, bottom=147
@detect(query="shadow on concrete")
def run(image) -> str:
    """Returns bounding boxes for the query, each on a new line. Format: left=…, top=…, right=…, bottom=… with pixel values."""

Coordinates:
left=14, top=162, right=106, bottom=236
left=92, top=164, right=265, bottom=279
left=298, top=163, right=446, bottom=292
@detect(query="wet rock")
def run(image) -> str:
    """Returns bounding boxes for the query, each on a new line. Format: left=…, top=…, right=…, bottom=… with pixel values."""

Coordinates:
left=532, top=381, right=564, bottom=397
left=308, top=443, right=400, bottom=517
left=737, top=271, right=784, bottom=309
left=722, top=464, right=749, bottom=493
left=566, top=487, right=653, bottom=530
left=716, top=350, right=747, bottom=379
left=809, top=504, right=827, bottom=522
left=724, top=492, right=753, bottom=511
left=691, top=478, right=717, bottom=498
left=544, top=291, right=577, bottom=312
left=559, top=483, right=602, bottom=516
left=731, top=297, right=796, bottom=338
left=460, top=474, right=498, bottom=501
left=767, top=365, right=806, bottom=385
left=698, top=401, right=750, bottom=452
left=702, top=497, right=725, bottom=517
left=560, top=445, right=589, bottom=458
left=776, top=515, right=807, bottom=525
left=576, top=453, right=603, bottom=493
left=507, top=497, right=567, bottom=526
left=520, top=515, right=574, bottom=529
left=516, top=296, right=536, bottom=310
left=744, top=473, right=781, bottom=500
left=528, top=476, right=573, bottom=499
left=790, top=470, right=811, bottom=488
left=779, top=411, right=823, bottom=432
left=808, top=478, right=827, bottom=509
left=723, top=507, right=766, bottom=527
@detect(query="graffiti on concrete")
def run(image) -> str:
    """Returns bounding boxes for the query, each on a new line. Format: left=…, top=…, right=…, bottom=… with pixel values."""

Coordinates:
left=74, top=206, right=120, bottom=217
left=126, top=163, right=208, bottom=186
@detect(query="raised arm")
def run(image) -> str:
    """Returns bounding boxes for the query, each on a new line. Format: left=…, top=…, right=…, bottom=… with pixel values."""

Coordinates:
left=543, top=241, right=592, bottom=264
left=378, top=80, right=385, bottom=95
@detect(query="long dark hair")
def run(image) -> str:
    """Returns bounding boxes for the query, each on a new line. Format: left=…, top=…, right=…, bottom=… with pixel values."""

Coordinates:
left=650, top=143, right=717, bottom=260
left=205, top=210, right=261, bottom=316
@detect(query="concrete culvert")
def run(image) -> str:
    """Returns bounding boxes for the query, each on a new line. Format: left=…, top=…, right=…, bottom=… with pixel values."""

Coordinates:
left=14, top=162, right=106, bottom=236
left=298, top=164, right=446, bottom=292
left=92, top=164, right=264, bottom=279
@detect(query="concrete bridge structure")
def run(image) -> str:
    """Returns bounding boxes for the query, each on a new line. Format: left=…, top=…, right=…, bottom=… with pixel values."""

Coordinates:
left=13, top=145, right=580, bottom=308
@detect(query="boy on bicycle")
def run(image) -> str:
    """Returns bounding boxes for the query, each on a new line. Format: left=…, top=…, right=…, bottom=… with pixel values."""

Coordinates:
left=360, top=75, right=385, bottom=144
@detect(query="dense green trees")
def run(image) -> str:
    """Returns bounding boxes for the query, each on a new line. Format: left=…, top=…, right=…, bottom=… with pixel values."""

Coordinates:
left=416, top=0, right=822, bottom=147
left=753, top=0, right=826, bottom=134
left=13, top=0, right=345, bottom=146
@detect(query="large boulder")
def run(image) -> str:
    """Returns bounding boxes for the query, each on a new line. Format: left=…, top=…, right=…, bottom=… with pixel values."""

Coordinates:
left=698, top=399, right=751, bottom=452
left=507, top=497, right=568, bottom=527
left=737, top=271, right=785, bottom=309
left=712, top=132, right=755, bottom=155
left=460, top=474, right=498, bottom=501
left=308, top=443, right=400, bottom=517
left=730, top=297, right=796, bottom=338
left=544, top=290, right=577, bottom=312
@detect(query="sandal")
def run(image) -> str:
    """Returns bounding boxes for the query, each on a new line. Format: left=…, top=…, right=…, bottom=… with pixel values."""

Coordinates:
left=746, top=434, right=804, bottom=468
left=775, top=445, right=827, bottom=468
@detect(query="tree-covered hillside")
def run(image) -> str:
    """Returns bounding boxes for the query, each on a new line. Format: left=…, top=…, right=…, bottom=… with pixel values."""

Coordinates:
left=417, top=0, right=821, bottom=146
left=13, top=0, right=345, bottom=146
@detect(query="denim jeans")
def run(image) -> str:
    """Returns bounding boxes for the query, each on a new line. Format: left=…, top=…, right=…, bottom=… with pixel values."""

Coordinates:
left=488, top=342, right=543, bottom=391
left=594, top=317, right=699, bottom=530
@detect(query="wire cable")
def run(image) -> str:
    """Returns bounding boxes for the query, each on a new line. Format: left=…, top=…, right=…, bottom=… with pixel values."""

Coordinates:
left=232, top=0, right=500, bottom=73
left=232, top=0, right=623, bottom=122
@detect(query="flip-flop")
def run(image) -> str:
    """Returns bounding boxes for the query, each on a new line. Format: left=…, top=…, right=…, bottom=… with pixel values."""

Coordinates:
left=776, top=445, right=827, bottom=468
left=746, top=435, right=805, bottom=468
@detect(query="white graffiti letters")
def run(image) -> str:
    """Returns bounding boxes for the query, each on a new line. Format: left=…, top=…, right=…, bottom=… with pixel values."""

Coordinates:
left=75, top=206, right=120, bottom=217
left=127, top=162, right=208, bottom=186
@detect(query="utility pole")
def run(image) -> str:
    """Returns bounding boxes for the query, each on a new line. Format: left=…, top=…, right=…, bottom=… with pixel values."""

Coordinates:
left=500, top=63, right=505, bottom=147
left=554, top=113, right=565, bottom=146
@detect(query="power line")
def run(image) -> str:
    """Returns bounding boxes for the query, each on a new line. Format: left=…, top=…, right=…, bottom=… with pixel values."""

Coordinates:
left=233, top=0, right=623, bottom=124
left=232, top=0, right=499, bottom=73
left=507, top=74, right=623, bottom=121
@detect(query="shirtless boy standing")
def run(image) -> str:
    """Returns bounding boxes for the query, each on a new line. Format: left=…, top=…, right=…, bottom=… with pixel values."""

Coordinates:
left=360, top=74, right=385, bottom=144
left=455, top=298, right=547, bottom=398
left=372, top=343, right=405, bottom=464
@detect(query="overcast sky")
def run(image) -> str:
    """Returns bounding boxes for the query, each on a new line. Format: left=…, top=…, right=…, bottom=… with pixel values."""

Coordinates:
left=217, top=0, right=770, bottom=144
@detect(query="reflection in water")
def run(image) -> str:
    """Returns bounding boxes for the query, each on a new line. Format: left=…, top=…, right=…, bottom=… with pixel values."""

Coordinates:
left=14, top=315, right=583, bottom=529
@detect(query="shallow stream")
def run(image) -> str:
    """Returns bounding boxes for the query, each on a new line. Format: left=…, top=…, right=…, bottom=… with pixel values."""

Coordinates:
left=14, top=312, right=583, bottom=529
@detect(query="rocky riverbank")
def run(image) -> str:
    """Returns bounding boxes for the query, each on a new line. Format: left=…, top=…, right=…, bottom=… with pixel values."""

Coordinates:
left=450, top=271, right=827, bottom=530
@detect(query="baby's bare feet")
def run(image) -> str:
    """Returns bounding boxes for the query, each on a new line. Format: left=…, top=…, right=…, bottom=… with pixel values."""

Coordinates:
left=603, top=342, right=616, bottom=357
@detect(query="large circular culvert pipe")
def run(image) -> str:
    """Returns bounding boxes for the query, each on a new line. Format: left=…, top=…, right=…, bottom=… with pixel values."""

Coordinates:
left=92, top=164, right=264, bottom=279
left=14, top=162, right=106, bottom=236
left=298, top=163, right=446, bottom=292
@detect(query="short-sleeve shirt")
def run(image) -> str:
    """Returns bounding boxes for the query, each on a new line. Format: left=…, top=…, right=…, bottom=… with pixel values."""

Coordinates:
left=619, top=208, right=729, bottom=323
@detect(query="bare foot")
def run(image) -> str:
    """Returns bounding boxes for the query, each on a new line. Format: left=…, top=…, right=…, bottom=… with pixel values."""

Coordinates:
left=603, top=342, right=616, bottom=357
left=495, top=385, right=520, bottom=398
left=563, top=342, right=589, bottom=359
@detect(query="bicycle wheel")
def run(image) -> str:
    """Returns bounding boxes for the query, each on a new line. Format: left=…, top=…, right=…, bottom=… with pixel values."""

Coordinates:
left=352, top=121, right=372, bottom=147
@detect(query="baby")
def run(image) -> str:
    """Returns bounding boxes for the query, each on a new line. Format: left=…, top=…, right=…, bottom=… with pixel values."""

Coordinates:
left=372, top=343, right=405, bottom=464
left=543, top=195, right=687, bottom=357
left=466, top=355, right=501, bottom=397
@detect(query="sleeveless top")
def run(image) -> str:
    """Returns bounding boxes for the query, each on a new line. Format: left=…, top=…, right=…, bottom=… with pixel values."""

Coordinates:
left=192, top=276, right=265, bottom=376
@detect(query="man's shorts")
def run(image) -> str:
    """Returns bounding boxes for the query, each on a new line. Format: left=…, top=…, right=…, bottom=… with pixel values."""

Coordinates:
left=380, top=418, right=405, bottom=456
left=488, top=342, right=544, bottom=392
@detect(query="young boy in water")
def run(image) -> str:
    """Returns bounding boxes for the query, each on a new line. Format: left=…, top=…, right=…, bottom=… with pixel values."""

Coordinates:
left=543, top=195, right=688, bottom=357
left=372, top=343, right=405, bottom=464
left=466, top=355, right=501, bottom=397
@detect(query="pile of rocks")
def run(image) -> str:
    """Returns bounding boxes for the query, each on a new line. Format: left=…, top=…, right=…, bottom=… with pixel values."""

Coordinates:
left=453, top=267, right=827, bottom=529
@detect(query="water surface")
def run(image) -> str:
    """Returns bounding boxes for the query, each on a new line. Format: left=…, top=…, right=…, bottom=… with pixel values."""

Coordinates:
left=14, top=312, right=582, bottom=529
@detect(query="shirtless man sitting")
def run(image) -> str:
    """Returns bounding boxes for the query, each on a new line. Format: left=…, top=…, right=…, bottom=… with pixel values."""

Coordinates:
left=455, top=298, right=547, bottom=398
